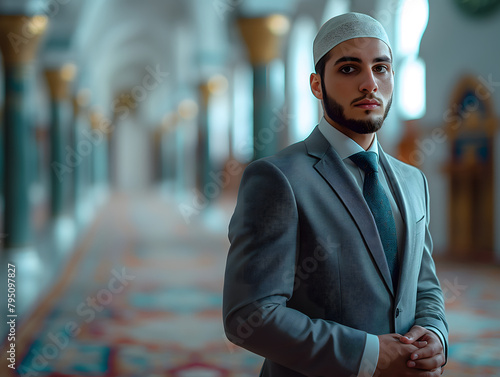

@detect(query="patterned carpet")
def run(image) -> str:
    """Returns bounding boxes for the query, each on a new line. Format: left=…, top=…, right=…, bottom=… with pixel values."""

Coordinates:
left=434, top=261, right=500, bottom=376
left=1, top=191, right=499, bottom=376
left=2, top=192, right=263, bottom=377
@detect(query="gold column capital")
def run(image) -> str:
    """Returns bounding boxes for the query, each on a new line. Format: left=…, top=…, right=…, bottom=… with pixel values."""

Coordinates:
left=112, top=91, right=138, bottom=120
left=161, top=112, right=178, bottom=133
left=0, top=15, right=48, bottom=66
left=178, top=99, right=199, bottom=121
left=115, top=94, right=136, bottom=109
left=198, top=82, right=211, bottom=107
left=72, top=97, right=79, bottom=117
left=89, top=111, right=101, bottom=131
left=90, top=110, right=111, bottom=133
left=71, top=88, right=91, bottom=118
left=237, top=14, right=290, bottom=65
left=45, top=64, right=77, bottom=101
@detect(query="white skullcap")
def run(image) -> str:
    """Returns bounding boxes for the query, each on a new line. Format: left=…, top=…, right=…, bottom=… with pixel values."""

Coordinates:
left=313, top=12, right=391, bottom=66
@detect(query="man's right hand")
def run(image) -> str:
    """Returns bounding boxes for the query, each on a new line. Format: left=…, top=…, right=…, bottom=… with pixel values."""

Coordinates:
left=376, top=334, right=442, bottom=376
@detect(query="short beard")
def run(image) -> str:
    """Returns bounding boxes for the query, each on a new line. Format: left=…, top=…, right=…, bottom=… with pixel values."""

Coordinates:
left=321, top=79, right=392, bottom=134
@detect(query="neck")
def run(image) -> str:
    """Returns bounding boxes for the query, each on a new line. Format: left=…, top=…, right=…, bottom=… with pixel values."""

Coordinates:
left=324, top=115, right=375, bottom=150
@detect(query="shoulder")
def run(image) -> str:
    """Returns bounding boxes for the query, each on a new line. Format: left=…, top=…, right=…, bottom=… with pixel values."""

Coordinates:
left=244, top=140, right=314, bottom=179
left=232, top=144, right=303, bottom=228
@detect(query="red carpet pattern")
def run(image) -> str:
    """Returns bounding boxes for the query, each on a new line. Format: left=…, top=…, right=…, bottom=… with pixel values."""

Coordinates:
left=435, top=261, right=500, bottom=376
left=2, top=191, right=499, bottom=376
left=3, top=192, right=263, bottom=376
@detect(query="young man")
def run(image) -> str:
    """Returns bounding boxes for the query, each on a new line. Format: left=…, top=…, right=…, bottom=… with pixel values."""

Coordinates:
left=223, top=12, right=448, bottom=377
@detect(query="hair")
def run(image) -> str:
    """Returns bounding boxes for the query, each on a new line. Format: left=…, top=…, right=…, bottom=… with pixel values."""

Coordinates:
left=314, top=50, right=333, bottom=101
left=314, top=50, right=332, bottom=81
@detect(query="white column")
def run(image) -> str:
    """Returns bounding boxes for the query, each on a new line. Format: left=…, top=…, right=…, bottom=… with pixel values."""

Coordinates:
left=495, top=131, right=500, bottom=262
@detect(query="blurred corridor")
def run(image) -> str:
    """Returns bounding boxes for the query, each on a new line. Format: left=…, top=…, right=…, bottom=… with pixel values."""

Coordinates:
left=2, top=190, right=264, bottom=376
left=0, top=0, right=500, bottom=376
left=1, top=190, right=500, bottom=376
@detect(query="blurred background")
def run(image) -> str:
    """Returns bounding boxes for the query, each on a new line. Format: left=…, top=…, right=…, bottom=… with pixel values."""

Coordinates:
left=0, top=0, right=499, bottom=376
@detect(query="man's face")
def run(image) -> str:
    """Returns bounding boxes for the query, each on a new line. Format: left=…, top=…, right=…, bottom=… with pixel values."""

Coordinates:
left=314, top=38, right=394, bottom=134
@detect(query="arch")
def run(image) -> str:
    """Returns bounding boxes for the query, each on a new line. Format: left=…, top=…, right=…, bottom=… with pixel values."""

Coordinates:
left=446, top=75, right=496, bottom=132
left=445, top=74, right=498, bottom=261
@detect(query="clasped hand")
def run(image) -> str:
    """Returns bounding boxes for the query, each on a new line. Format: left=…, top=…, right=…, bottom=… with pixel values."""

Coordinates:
left=377, top=325, right=445, bottom=376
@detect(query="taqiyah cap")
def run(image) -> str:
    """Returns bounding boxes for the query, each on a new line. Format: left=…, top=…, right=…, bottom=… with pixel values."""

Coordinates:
left=313, top=12, right=391, bottom=66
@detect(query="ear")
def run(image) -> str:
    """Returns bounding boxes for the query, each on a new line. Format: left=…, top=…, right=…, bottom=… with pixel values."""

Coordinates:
left=310, top=73, right=323, bottom=100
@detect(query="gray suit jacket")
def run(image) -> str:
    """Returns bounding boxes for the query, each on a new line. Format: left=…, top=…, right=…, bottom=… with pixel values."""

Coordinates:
left=223, top=127, right=448, bottom=377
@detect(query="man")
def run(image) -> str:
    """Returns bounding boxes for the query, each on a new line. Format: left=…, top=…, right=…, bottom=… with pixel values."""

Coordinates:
left=223, top=12, right=448, bottom=377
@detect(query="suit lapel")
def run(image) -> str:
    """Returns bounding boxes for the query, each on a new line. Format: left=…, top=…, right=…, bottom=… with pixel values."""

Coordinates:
left=305, top=128, right=395, bottom=295
left=378, top=147, right=415, bottom=301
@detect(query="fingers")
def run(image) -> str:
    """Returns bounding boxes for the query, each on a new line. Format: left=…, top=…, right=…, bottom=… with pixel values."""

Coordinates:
left=407, top=353, right=445, bottom=371
left=414, top=341, right=428, bottom=348
left=400, top=325, right=426, bottom=344
left=410, top=332, right=443, bottom=361
left=410, top=342, right=441, bottom=360
left=404, top=328, right=444, bottom=372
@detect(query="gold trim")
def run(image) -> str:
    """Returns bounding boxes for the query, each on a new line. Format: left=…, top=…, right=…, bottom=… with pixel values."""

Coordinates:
left=445, top=74, right=497, bottom=139
left=0, top=15, right=48, bottom=66
left=90, top=111, right=104, bottom=131
left=45, top=65, right=76, bottom=101
left=161, top=112, right=178, bottom=133
left=237, top=15, right=289, bottom=65
left=199, top=82, right=211, bottom=107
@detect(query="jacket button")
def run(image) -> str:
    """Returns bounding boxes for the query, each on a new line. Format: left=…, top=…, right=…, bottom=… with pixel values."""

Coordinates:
left=395, top=308, right=401, bottom=317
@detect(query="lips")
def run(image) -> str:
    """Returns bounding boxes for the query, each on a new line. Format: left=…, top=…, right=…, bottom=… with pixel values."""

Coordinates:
left=354, top=99, right=381, bottom=110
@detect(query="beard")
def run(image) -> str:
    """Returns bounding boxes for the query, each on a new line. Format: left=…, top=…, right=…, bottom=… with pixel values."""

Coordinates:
left=321, top=80, right=393, bottom=134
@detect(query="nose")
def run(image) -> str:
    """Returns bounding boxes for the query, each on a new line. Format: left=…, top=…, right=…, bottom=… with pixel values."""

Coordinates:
left=359, top=71, right=378, bottom=93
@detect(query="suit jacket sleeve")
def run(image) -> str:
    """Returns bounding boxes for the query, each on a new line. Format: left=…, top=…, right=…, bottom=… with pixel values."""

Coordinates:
left=414, top=171, right=449, bottom=361
left=223, top=159, right=367, bottom=377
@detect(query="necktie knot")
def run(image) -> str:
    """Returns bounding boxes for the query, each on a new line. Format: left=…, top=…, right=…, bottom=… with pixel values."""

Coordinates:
left=349, top=152, right=378, bottom=174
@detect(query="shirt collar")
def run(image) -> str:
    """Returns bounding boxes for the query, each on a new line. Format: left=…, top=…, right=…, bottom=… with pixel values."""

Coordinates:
left=318, top=117, right=379, bottom=160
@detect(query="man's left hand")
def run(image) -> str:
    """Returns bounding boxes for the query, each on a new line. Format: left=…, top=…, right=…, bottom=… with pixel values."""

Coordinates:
left=399, top=325, right=445, bottom=372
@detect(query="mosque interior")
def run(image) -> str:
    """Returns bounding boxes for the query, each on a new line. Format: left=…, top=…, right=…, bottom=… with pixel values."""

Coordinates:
left=0, top=0, right=500, bottom=375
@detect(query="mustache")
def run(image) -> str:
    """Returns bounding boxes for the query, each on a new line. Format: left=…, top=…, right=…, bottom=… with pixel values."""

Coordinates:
left=350, top=95, right=383, bottom=105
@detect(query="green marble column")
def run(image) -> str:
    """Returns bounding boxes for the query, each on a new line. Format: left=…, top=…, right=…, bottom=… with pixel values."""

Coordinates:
left=45, top=65, right=76, bottom=217
left=88, top=112, right=99, bottom=187
left=89, top=111, right=109, bottom=189
left=71, top=89, right=92, bottom=203
left=197, top=84, right=211, bottom=193
left=252, top=64, right=281, bottom=159
left=71, top=96, right=82, bottom=208
left=238, top=15, right=289, bottom=160
left=175, top=122, right=187, bottom=196
left=161, top=113, right=177, bottom=185
left=3, top=65, right=32, bottom=246
left=0, top=15, right=48, bottom=248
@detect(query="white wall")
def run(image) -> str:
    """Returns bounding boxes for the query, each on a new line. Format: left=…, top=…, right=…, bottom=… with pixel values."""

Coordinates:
left=421, top=1, right=500, bottom=124
left=114, top=115, right=153, bottom=192
left=419, top=1, right=500, bottom=254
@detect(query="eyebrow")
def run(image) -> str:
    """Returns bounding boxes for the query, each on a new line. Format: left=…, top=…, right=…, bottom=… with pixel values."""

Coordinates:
left=333, top=55, right=392, bottom=65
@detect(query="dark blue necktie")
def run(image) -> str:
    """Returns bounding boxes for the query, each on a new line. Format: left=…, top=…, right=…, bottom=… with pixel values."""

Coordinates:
left=350, top=151, right=399, bottom=287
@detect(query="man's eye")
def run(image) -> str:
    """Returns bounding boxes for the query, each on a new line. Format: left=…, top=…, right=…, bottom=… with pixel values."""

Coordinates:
left=374, top=65, right=388, bottom=73
left=340, top=66, right=356, bottom=74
